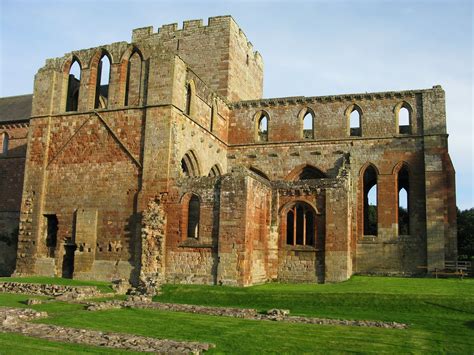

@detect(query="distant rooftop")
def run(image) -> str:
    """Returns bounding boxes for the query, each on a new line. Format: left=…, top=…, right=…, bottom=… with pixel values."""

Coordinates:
left=0, top=94, right=32, bottom=123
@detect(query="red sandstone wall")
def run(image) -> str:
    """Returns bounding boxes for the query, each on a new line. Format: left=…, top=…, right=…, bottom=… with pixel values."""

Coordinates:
left=0, top=122, right=28, bottom=275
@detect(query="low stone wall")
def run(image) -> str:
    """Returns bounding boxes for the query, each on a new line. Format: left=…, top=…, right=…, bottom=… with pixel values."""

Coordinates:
left=86, top=300, right=408, bottom=329
left=0, top=307, right=214, bottom=353
left=0, top=282, right=101, bottom=300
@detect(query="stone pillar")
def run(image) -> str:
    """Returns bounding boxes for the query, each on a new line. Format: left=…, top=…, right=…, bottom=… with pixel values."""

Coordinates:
left=216, top=172, right=248, bottom=286
left=324, top=185, right=352, bottom=282
left=73, top=208, right=98, bottom=278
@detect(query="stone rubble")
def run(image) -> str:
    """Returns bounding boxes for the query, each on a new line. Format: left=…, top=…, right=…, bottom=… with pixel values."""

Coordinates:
left=0, top=307, right=214, bottom=353
left=0, top=282, right=101, bottom=300
left=86, top=300, right=408, bottom=329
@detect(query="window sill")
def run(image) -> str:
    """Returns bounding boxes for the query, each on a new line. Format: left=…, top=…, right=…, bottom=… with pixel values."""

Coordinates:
left=358, top=236, right=377, bottom=244
left=178, top=239, right=213, bottom=249
left=285, top=245, right=319, bottom=252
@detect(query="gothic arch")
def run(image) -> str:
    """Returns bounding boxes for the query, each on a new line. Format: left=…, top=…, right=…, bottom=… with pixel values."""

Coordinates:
left=124, top=48, right=144, bottom=106
left=249, top=166, right=270, bottom=180
left=279, top=199, right=319, bottom=215
left=345, top=103, right=363, bottom=137
left=90, top=49, right=113, bottom=109
left=394, top=101, right=413, bottom=134
left=208, top=164, right=222, bottom=177
left=62, top=55, right=82, bottom=112
left=280, top=200, right=318, bottom=247
left=180, top=192, right=202, bottom=239
left=360, top=163, right=379, bottom=236
left=298, top=107, right=315, bottom=139
left=253, top=110, right=270, bottom=142
left=285, top=164, right=326, bottom=181
left=181, top=150, right=201, bottom=177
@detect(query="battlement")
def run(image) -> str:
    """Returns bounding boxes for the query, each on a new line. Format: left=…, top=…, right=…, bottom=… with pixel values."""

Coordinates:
left=231, top=86, right=444, bottom=109
left=131, top=16, right=262, bottom=65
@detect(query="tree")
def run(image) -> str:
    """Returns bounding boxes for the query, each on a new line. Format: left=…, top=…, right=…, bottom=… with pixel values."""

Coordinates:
left=457, top=207, right=474, bottom=260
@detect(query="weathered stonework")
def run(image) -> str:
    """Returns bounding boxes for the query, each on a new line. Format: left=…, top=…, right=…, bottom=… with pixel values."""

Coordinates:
left=0, top=16, right=456, bottom=286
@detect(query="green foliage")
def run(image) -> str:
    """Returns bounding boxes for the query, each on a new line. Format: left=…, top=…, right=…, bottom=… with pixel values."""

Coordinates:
left=366, top=204, right=377, bottom=235
left=458, top=207, right=474, bottom=260
left=1, top=276, right=472, bottom=353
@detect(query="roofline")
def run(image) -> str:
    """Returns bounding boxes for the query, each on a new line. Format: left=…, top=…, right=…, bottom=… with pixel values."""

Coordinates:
left=230, top=85, right=443, bottom=109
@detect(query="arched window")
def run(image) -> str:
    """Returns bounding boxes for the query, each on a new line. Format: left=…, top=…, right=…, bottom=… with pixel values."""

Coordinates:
left=398, top=106, right=411, bottom=134
left=303, top=111, right=314, bottom=139
left=208, top=164, right=221, bottom=177
left=187, top=195, right=200, bottom=239
left=256, top=112, right=269, bottom=142
left=181, top=150, right=201, bottom=177
left=66, top=59, right=81, bottom=112
left=95, top=52, right=111, bottom=109
left=363, top=165, right=378, bottom=236
left=397, top=165, right=410, bottom=235
left=286, top=165, right=326, bottom=181
left=286, top=202, right=316, bottom=246
left=350, top=109, right=361, bottom=136
left=1, top=133, right=9, bottom=155
left=125, top=50, right=143, bottom=106
left=298, top=166, right=325, bottom=180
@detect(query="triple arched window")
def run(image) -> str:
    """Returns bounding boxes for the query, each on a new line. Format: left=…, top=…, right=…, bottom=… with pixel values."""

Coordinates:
left=286, top=202, right=316, bottom=246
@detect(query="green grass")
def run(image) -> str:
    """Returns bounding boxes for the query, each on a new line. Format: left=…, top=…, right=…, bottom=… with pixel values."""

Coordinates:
left=0, top=276, right=114, bottom=293
left=0, top=276, right=473, bottom=353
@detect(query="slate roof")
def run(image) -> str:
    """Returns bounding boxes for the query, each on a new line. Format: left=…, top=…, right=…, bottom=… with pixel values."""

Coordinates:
left=0, top=94, right=32, bottom=123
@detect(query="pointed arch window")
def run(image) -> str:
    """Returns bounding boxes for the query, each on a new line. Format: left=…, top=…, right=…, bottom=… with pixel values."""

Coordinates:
left=397, top=165, right=410, bottom=235
left=125, top=49, right=143, bottom=106
left=95, top=52, right=111, bottom=109
left=398, top=105, right=411, bottom=134
left=303, top=111, right=314, bottom=139
left=208, top=164, right=221, bottom=177
left=350, top=109, right=361, bottom=136
left=256, top=111, right=269, bottom=142
left=187, top=195, right=200, bottom=239
left=181, top=150, right=201, bottom=177
left=1, top=133, right=9, bottom=155
left=66, top=59, right=81, bottom=112
left=363, top=165, right=378, bottom=236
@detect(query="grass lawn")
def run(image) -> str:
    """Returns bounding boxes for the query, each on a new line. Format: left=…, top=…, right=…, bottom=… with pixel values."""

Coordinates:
left=0, top=276, right=473, bottom=353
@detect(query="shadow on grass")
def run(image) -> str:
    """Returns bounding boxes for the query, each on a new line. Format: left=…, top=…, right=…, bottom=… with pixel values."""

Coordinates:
left=465, top=320, right=474, bottom=329
left=423, top=301, right=474, bottom=315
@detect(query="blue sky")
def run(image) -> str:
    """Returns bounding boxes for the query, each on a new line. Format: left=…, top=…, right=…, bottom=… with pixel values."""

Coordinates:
left=1, top=0, right=472, bottom=209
